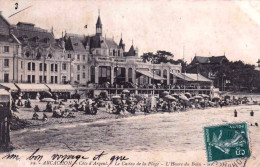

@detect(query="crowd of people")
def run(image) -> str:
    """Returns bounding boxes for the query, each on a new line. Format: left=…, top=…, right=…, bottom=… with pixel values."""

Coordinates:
left=88, top=82, right=211, bottom=90
left=9, top=89, right=259, bottom=125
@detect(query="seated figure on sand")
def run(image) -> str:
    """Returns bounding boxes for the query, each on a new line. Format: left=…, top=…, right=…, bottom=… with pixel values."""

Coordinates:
left=32, top=112, right=39, bottom=120
left=34, top=105, right=40, bottom=112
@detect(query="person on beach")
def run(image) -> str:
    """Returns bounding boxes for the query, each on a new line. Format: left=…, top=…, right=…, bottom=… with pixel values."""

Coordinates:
left=11, top=101, right=19, bottom=112
left=45, top=102, right=53, bottom=112
left=34, top=105, right=40, bottom=112
left=32, top=112, right=39, bottom=120
left=42, top=113, right=48, bottom=121
left=26, top=98, right=32, bottom=108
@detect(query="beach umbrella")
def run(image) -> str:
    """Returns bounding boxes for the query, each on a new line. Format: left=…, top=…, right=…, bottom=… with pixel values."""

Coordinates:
left=162, top=91, right=169, bottom=97
left=165, top=95, right=172, bottom=98
left=194, top=95, right=203, bottom=99
left=185, top=92, right=192, bottom=98
left=122, top=89, right=130, bottom=93
left=189, top=97, right=195, bottom=100
left=200, top=94, right=209, bottom=98
left=44, top=91, right=53, bottom=96
left=112, top=95, right=121, bottom=99
left=212, top=97, right=220, bottom=102
left=167, top=96, right=177, bottom=101
left=41, top=98, right=55, bottom=102
left=179, top=94, right=189, bottom=101
left=171, top=93, right=179, bottom=98
left=165, top=95, right=176, bottom=100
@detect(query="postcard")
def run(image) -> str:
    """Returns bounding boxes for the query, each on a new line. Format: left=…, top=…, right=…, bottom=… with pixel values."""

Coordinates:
left=0, top=0, right=259, bottom=167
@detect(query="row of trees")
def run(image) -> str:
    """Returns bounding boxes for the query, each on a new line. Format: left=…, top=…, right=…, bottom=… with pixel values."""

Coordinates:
left=141, top=51, right=260, bottom=92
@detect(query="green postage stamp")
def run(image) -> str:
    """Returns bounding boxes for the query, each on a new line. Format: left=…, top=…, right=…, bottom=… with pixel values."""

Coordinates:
left=204, top=122, right=250, bottom=162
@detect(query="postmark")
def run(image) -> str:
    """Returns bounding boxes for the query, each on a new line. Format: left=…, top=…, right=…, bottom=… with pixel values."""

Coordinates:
left=204, top=122, right=250, bottom=162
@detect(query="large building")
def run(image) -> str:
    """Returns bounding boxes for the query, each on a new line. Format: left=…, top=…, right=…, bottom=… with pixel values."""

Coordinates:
left=189, top=55, right=229, bottom=90
left=0, top=11, right=186, bottom=87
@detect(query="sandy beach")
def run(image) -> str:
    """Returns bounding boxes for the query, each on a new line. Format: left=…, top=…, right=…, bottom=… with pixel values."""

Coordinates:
left=3, top=98, right=259, bottom=167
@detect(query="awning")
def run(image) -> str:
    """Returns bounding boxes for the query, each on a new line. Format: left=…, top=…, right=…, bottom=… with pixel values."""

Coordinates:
left=0, top=83, right=19, bottom=92
left=46, top=84, right=75, bottom=92
left=184, top=73, right=212, bottom=82
left=170, top=72, right=194, bottom=81
left=15, top=84, right=49, bottom=92
left=0, top=89, right=10, bottom=102
left=136, top=70, right=166, bottom=80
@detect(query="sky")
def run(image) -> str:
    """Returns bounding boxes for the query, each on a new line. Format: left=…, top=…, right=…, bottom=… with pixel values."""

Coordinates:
left=0, top=0, right=260, bottom=65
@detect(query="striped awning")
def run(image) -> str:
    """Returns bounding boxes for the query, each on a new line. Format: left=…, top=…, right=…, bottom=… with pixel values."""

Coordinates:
left=0, top=83, right=19, bottom=92
left=136, top=70, right=166, bottom=80
left=184, top=73, right=212, bottom=82
left=15, top=84, right=49, bottom=92
left=46, top=84, right=75, bottom=92
left=170, top=72, right=194, bottom=81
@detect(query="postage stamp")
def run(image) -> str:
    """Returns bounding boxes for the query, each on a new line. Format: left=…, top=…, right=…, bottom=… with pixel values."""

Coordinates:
left=204, top=122, right=250, bottom=162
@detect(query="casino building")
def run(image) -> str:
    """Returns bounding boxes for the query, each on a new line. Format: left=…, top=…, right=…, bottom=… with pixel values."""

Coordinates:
left=0, top=11, right=212, bottom=92
left=61, top=13, right=183, bottom=86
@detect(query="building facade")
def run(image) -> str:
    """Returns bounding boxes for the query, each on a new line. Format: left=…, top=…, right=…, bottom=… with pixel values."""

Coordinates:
left=0, top=12, right=182, bottom=86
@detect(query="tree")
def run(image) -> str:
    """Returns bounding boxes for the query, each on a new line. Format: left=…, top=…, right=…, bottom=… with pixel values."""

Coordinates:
left=141, top=50, right=174, bottom=64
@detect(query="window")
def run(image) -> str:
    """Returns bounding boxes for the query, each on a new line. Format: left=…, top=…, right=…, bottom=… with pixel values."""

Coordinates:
left=83, top=72, right=85, bottom=79
left=44, top=63, right=47, bottom=71
left=68, top=54, right=71, bottom=59
left=51, top=76, right=54, bottom=83
left=39, top=76, right=42, bottom=83
left=62, top=76, right=66, bottom=84
left=4, top=46, right=9, bottom=53
left=77, top=65, right=80, bottom=71
left=27, top=75, right=31, bottom=83
left=39, top=63, right=42, bottom=71
left=83, top=55, right=86, bottom=60
left=51, top=64, right=54, bottom=72
left=77, top=74, right=80, bottom=81
left=91, top=66, right=95, bottom=82
left=55, top=76, right=58, bottom=83
left=44, top=76, right=47, bottom=83
left=28, top=62, right=31, bottom=70
left=32, top=63, right=35, bottom=71
left=4, top=74, right=9, bottom=83
left=21, top=75, right=23, bottom=82
left=4, top=59, right=9, bottom=67
left=113, top=50, right=115, bottom=56
left=83, top=65, right=85, bottom=70
left=55, top=64, right=58, bottom=72
left=62, top=63, right=67, bottom=70
left=21, top=61, right=23, bottom=69
left=32, top=75, right=35, bottom=83
left=77, top=54, right=80, bottom=60
left=128, top=68, right=133, bottom=83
